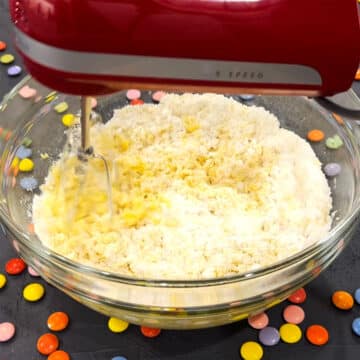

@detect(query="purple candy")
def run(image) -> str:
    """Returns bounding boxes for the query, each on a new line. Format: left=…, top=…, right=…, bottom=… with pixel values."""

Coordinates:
left=19, top=177, right=38, bottom=191
left=7, top=65, right=22, bottom=77
left=258, top=326, right=280, bottom=346
left=324, top=162, right=341, bottom=177
left=15, top=145, right=32, bottom=160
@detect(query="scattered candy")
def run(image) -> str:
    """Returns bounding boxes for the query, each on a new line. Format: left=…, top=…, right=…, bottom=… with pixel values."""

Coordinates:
left=62, top=113, right=75, bottom=127
left=258, top=327, right=280, bottom=346
left=11, top=156, right=19, bottom=169
left=19, top=85, right=37, bottom=99
left=283, top=305, right=305, bottom=324
left=45, top=91, right=57, bottom=103
left=326, top=135, right=343, bottom=150
left=37, top=333, right=59, bottom=355
left=0, top=273, right=7, bottom=289
left=20, top=177, right=39, bottom=191
left=0, top=53, right=15, bottom=64
left=356, top=68, right=360, bottom=81
left=7, top=65, right=22, bottom=77
left=352, top=318, right=360, bottom=336
left=16, top=145, right=32, bottom=160
left=23, top=282, right=45, bottom=302
left=152, top=91, right=166, bottom=102
left=40, top=153, right=50, bottom=160
left=306, top=324, right=329, bottom=345
left=332, top=113, right=344, bottom=125
left=54, top=102, right=69, bottom=114
left=130, top=99, right=144, bottom=105
left=5, top=258, right=26, bottom=275
left=354, top=288, right=360, bottom=305
left=22, top=137, right=33, bottom=147
left=47, top=350, right=71, bottom=360
left=239, top=94, right=255, bottom=101
left=279, top=323, right=302, bottom=344
left=19, top=158, right=34, bottom=172
left=28, top=266, right=40, bottom=277
left=0, top=41, right=6, bottom=51
left=332, top=290, right=354, bottom=310
left=307, top=129, right=325, bottom=142
left=108, top=317, right=129, bottom=333
left=288, top=288, right=307, bottom=304
left=91, top=97, right=97, bottom=109
left=126, top=89, right=141, bottom=101
left=248, top=312, right=269, bottom=330
left=28, top=223, right=35, bottom=233
left=324, top=163, right=341, bottom=177
left=111, top=357, right=127, bottom=360
left=240, top=341, right=263, bottom=360
left=0, top=322, right=16, bottom=342
left=47, top=312, right=70, bottom=332
left=140, top=326, right=161, bottom=338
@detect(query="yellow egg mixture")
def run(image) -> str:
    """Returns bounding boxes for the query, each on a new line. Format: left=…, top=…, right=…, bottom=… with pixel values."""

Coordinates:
left=33, top=94, right=332, bottom=279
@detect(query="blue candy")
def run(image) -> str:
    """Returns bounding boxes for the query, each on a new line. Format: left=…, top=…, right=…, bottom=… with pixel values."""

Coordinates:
left=352, top=318, right=360, bottom=336
left=239, top=94, right=255, bottom=101
left=19, top=177, right=38, bottom=191
left=355, top=288, right=360, bottom=305
left=16, top=145, right=32, bottom=160
left=111, top=357, right=127, bottom=360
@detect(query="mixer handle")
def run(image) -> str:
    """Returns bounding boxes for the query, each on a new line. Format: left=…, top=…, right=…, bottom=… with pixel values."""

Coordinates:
left=315, top=89, right=360, bottom=120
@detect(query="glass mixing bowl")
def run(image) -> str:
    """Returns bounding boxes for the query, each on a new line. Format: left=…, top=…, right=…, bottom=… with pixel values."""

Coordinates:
left=0, top=76, right=360, bottom=329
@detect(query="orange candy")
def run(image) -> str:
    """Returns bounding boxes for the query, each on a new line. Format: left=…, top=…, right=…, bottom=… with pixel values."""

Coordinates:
left=306, top=324, right=329, bottom=346
left=332, top=113, right=344, bottom=125
left=355, top=68, right=360, bottom=81
left=332, top=290, right=354, bottom=310
left=47, top=350, right=70, bottom=360
left=307, top=129, right=325, bottom=142
left=0, top=41, right=6, bottom=51
left=140, top=326, right=161, bottom=338
left=37, top=333, right=59, bottom=355
left=47, top=312, right=70, bottom=332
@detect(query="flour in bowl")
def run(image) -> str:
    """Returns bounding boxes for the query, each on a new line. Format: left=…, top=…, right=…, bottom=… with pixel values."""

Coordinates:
left=32, top=93, right=332, bottom=279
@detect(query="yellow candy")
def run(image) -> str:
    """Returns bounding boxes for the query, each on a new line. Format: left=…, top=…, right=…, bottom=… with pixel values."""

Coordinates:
left=19, top=158, right=34, bottom=172
left=0, top=273, right=7, bottom=289
left=107, top=317, right=129, bottom=333
left=23, top=283, right=45, bottom=302
left=54, top=102, right=69, bottom=113
left=279, top=323, right=302, bottom=344
left=62, top=113, right=75, bottom=127
left=240, top=341, right=263, bottom=360
left=0, top=54, right=15, bottom=64
left=45, top=91, right=57, bottom=103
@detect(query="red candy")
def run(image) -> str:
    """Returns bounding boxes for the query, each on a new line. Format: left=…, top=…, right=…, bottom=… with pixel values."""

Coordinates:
left=130, top=99, right=144, bottom=106
left=5, top=258, right=26, bottom=275
left=288, top=288, right=307, bottom=304
left=140, top=326, right=161, bottom=338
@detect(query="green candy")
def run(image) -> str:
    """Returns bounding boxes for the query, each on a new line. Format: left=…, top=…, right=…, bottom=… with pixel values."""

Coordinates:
left=22, top=137, right=32, bottom=147
left=326, top=135, right=343, bottom=150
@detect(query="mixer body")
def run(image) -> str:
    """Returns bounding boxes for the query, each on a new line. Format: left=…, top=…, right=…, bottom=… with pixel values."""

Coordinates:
left=9, top=0, right=360, bottom=96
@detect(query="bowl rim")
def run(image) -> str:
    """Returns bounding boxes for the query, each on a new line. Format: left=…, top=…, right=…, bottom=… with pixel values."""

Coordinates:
left=1, top=75, right=360, bottom=287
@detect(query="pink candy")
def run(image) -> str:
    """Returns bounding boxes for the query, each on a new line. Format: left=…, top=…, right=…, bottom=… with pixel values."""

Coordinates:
left=28, top=266, right=40, bottom=277
left=19, top=85, right=37, bottom=99
left=283, top=305, right=305, bottom=324
left=0, top=322, right=16, bottom=342
left=152, top=91, right=166, bottom=103
left=126, top=89, right=141, bottom=101
left=248, top=312, right=269, bottom=329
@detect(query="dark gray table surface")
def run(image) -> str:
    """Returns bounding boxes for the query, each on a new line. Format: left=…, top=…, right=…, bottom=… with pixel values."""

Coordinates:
left=2, top=2, right=360, bottom=359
